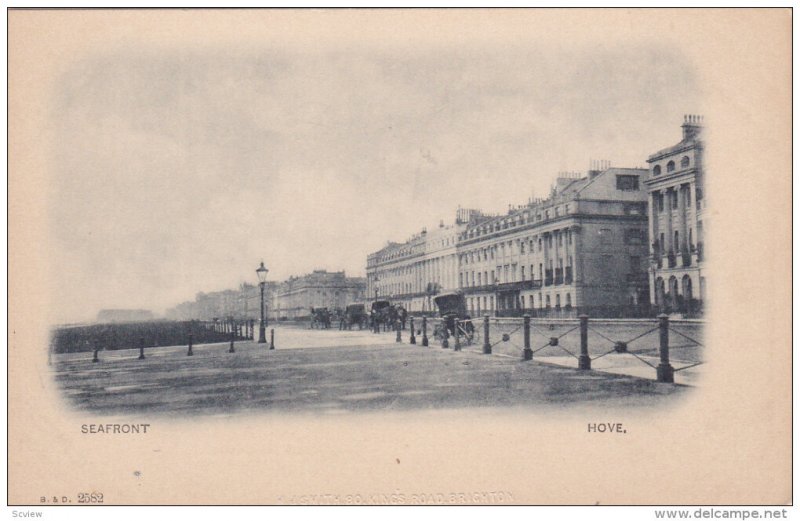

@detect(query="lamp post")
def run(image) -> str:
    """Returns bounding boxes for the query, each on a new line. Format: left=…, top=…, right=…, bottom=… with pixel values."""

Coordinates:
left=256, top=261, right=269, bottom=344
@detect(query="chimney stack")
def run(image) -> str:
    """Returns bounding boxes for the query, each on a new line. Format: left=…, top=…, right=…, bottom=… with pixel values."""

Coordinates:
left=682, top=114, right=704, bottom=140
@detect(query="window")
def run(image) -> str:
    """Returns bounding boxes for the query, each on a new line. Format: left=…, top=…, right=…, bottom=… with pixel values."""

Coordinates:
left=685, top=188, right=691, bottom=207
left=667, top=161, right=675, bottom=172
left=625, top=228, right=644, bottom=245
left=681, top=156, right=690, bottom=168
left=545, top=210, right=550, bottom=219
left=657, top=193, right=665, bottom=213
left=671, top=190, right=679, bottom=209
left=521, top=266, right=526, bottom=280
left=565, top=293, right=572, bottom=309
left=616, top=174, right=640, bottom=191
left=555, top=206, right=560, bottom=217
left=477, top=272, right=482, bottom=286
left=653, top=164, right=662, bottom=176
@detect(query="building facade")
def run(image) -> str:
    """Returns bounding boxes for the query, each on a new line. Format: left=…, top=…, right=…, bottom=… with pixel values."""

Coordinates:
left=366, top=167, right=652, bottom=317
left=457, top=167, right=650, bottom=317
left=646, top=115, right=706, bottom=315
left=365, top=209, right=491, bottom=313
left=274, top=270, right=366, bottom=320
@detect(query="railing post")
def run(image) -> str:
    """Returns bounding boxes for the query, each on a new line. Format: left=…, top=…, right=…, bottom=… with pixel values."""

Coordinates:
left=229, top=329, right=235, bottom=353
left=396, top=320, right=402, bottom=343
left=579, top=315, right=591, bottom=370
left=422, top=317, right=429, bottom=347
left=482, top=315, right=491, bottom=354
left=187, top=333, right=194, bottom=356
left=657, top=314, right=674, bottom=383
left=454, top=320, right=461, bottom=351
left=523, top=315, right=532, bottom=360
left=138, top=337, right=145, bottom=360
left=270, top=328, right=275, bottom=350
left=409, top=317, right=416, bottom=344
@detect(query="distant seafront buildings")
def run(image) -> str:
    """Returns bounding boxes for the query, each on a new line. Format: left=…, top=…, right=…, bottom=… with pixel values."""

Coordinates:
left=366, top=117, right=706, bottom=318
left=166, top=270, right=366, bottom=322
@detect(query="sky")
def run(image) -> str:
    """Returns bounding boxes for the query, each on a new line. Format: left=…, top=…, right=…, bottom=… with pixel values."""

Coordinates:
left=48, top=42, right=701, bottom=324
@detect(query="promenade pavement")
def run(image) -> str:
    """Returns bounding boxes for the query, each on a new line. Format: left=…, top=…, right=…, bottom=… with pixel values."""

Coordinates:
left=52, top=325, right=691, bottom=416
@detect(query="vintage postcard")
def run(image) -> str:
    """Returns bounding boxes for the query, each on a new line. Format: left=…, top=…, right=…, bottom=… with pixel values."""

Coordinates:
left=7, top=8, right=792, bottom=507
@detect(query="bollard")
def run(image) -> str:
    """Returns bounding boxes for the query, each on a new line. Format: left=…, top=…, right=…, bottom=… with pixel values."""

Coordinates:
left=578, top=315, right=591, bottom=370
left=454, top=321, right=461, bottom=351
left=522, top=315, right=532, bottom=360
left=396, top=321, right=402, bottom=342
left=421, top=317, right=429, bottom=347
left=483, top=315, right=492, bottom=354
left=138, top=337, right=146, bottom=360
left=187, top=333, right=194, bottom=356
left=656, top=314, right=674, bottom=383
left=270, top=328, right=275, bottom=350
left=229, top=329, right=235, bottom=353
left=409, top=317, right=416, bottom=344
left=92, top=348, right=99, bottom=363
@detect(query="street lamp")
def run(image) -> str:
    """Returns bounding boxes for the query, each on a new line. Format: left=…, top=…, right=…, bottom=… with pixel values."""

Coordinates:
left=256, top=261, right=269, bottom=344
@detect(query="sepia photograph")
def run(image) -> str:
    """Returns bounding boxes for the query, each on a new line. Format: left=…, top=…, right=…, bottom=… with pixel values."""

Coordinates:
left=7, top=7, right=792, bottom=510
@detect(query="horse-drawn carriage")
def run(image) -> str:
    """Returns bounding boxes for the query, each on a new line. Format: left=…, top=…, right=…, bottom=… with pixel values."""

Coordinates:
left=344, top=304, right=368, bottom=330
left=370, top=300, right=394, bottom=331
left=433, top=292, right=475, bottom=344
left=309, top=307, right=332, bottom=329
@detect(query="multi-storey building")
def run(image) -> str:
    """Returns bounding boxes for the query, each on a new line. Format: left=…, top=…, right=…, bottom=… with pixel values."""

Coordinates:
left=365, top=209, right=491, bottom=312
left=366, top=167, right=652, bottom=318
left=274, top=270, right=366, bottom=320
left=646, top=115, right=706, bottom=315
left=457, top=167, right=650, bottom=317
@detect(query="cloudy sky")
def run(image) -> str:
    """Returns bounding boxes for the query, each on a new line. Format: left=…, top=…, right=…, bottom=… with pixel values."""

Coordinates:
left=48, top=41, right=701, bottom=323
